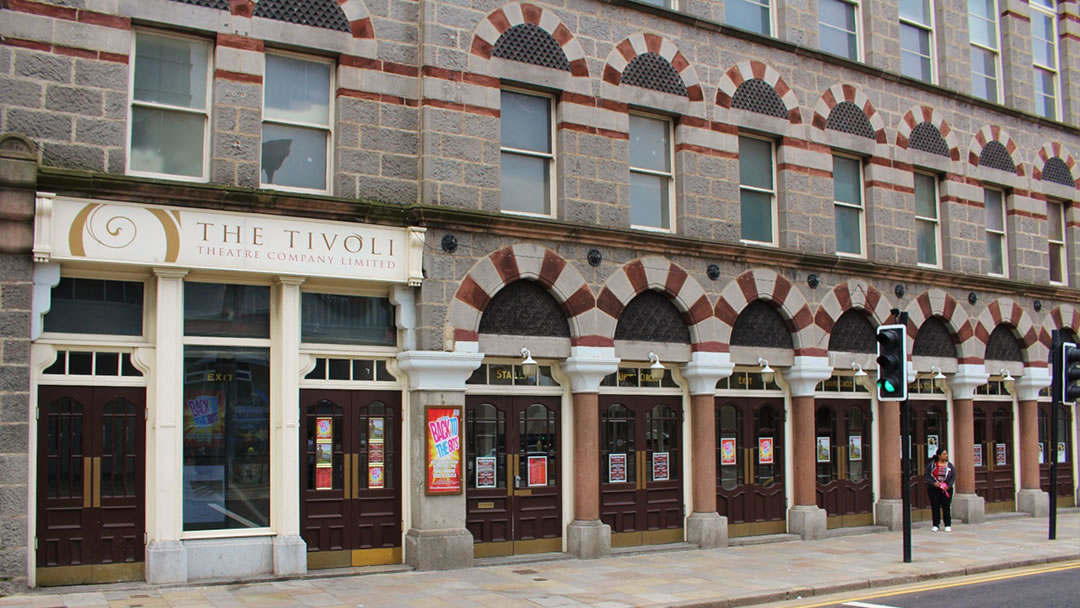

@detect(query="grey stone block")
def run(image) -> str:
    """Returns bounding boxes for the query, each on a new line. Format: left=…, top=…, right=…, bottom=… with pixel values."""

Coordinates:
left=272, top=534, right=307, bottom=576
left=75, top=118, right=125, bottom=147
left=687, top=512, right=728, bottom=549
left=382, top=154, right=417, bottom=180
left=1017, top=489, right=1049, bottom=517
left=0, top=311, right=29, bottom=338
left=2, top=340, right=29, bottom=365
left=146, top=540, right=187, bottom=584
left=0, top=484, right=27, bottom=516
left=567, top=520, right=611, bottom=559
left=0, top=422, right=28, bottom=455
left=46, top=85, right=103, bottom=116
left=788, top=505, right=827, bottom=540
left=14, top=51, right=72, bottom=84
left=1, top=284, right=31, bottom=311
left=464, top=163, right=497, bottom=189
left=339, top=148, right=381, bottom=176
left=73, top=59, right=126, bottom=91
left=214, top=80, right=261, bottom=109
left=382, top=105, right=418, bottom=131
left=362, top=127, right=418, bottom=155
left=875, top=498, right=904, bottom=531
left=428, top=157, right=462, bottom=182
left=5, top=109, right=73, bottom=141
left=0, top=365, right=28, bottom=392
left=237, top=109, right=261, bottom=135
left=404, top=527, right=474, bottom=570
left=339, top=99, right=380, bottom=126
left=41, top=142, right=105, bottom=171
left=358, top=176, right=417, bottom=205
left=952, top=493, right=985, bottom=524
left=334, top=172, right=356, bottom=198
left=211, top=159, right=236, bottom=185
left=107, top=147, right=125, bottom=174
left=0, top=453, right=28, bottom=485
left=104, top=90, right=127, bottom=119
left=0, top=392, right=28, bottom=423
left=0, top=77, right=43, bottom=109
left=237, top=161, right=259, bottom=189
left=0, top=516, right=26, bottom=548
left=213, top=133, right=258, bottom=161
left=0, top=45, right=11, bottom=75
left=214, top=107, right=237, bottom=131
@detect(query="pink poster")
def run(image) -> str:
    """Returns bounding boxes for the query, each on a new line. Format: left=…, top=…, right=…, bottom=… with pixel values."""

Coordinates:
left=974, top=444, right=984, bottom=467
left=720, top=438, right=737, bottom=466
left=608, top=453, right=627, bottom=483
left=759, top=437, right=774, bottom=464
left=528, top=456, right=548, bottom=487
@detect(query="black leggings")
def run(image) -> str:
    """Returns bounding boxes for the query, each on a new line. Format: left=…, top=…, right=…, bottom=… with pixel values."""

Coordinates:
left=928, top=486, right=952, bottom=527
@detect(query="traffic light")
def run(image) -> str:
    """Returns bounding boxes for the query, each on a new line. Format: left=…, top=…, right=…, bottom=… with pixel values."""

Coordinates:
left=876, top=324, right=907, bottom=401
left=1063, top=342, right=1080, bottom=403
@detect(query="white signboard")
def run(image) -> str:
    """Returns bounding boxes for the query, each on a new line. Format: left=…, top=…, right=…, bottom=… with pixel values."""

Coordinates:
left=36, top=195, right=425, bottom=284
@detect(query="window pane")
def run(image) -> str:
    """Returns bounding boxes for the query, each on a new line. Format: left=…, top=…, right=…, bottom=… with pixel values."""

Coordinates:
left=987, top=233, right=1004, bottom=274
left=820, top=0, right=858, bottom=59
left=130, top=107, right=206, bottom=177
left=901, top=25, right=932, bottom=81
left=301, top=293, right=396, bottom=345
left=1048, top=203, right=1063, bottom=240
left=739, top=137, right=772, bottom=189
left=1031, top=14, right=1055, bottom=67
left=501, top=91, right=550, bottom=153
left=183, top=346, right=270, bottom=531
left=500, top=152, right=550, bottom=214
left=134, top=33, right=208, bottom=109
left=833, top=157, right=861, bottom=205
left=970, top=48, right=998, bottom=102
left=835, top=205, right=862, bottom=254
left=260, top=123, right=327, bottom=190
left=1034, top=69, right=1056, bottom=120
left=740, top=189, right=773, bottom=242
left=44, top=278, right=144, bottom=336
left=917, top=219, right=938, bottom=265
left=264, top=55, right=330, bottom=125
left=968, top=3, right=997, bottom=49
left=630, top=115, right=670, bottom=173
left=914, top=174, right=937, bottom=219
left=1050, top=242, right=1063, bottom=283
left=184, top=283, right=270, bottom=338
left=900, top=0, right=931, bottom=25
left=984, top=190, right=1003, bottom=231
left=726, top=0, right=771, bottom=35
left=630, top=172, right=669, bottom=228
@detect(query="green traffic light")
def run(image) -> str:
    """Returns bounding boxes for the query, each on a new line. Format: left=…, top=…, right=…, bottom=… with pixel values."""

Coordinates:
left=881, top=380, right=895, bottom=392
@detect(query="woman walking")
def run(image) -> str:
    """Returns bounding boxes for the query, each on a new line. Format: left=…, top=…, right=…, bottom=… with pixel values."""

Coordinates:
left=926, top=447, right=956, bottom=531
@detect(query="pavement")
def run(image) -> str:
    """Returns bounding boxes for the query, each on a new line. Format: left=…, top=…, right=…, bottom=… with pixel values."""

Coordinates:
left=3, top=511, right=1080, bottom=608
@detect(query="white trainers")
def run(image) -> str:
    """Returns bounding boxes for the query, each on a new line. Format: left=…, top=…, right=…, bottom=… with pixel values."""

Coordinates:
left=931, top=526, right=939, bottom=532
left=944, top=526, right=951, bottom=532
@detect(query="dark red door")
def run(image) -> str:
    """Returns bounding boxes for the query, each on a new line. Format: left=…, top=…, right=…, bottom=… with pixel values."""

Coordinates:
left=465, top=396, right=561, bottom=557
left=600, top=396, right=683, bottom=547
left=815, top=399, right=873, bottom=528
left=715, top=397, right=785, bottom=536
left=36, top=386, right=145, bottom=586
left=1039, top=403, right=1074, bottom=506
left=908, top=400, right=948, bottom=517
left=973, top=402, right=1015, bottom=511
left=300, top=390, right=401, bottom=569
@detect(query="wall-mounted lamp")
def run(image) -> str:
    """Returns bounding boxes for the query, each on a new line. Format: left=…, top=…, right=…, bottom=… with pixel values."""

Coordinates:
left=520, top=347, right=537, bottom=376
left=647, top=352, right=665, bottom=382
left=851, top=362, right=867, bottom=378
left=930, top=366, right=946, bottom=390
left=1000, top=369, right=1015, bottom=395
left=758, top=357, right=775, bottom=384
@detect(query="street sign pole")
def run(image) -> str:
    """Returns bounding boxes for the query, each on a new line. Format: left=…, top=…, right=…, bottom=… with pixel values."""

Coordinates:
left=1049, top=329, right=1061, bottom=541
left=901, top=395, right=912, bottom=563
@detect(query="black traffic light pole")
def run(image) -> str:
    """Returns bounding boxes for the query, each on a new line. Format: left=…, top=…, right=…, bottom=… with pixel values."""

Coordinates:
left=898, top=311, right=911, bottom=564
left=1050, top=329, right=1060, bottom=541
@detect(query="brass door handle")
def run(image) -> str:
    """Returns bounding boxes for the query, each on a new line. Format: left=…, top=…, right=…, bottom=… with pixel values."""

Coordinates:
left=745, top=448, right=753, bottom=486
left=83, top=457, right=92, bottom=508
left=838, top=446, right=846, bottom=480
left=637, top=451, right=646, bottom=490
left=92, top=457, right=101, bottom=508
left=344, top=453, right=352, bottom=498
left=352, top=453, right=360, bottom=499
left=508, top=454, right=518, bottom=497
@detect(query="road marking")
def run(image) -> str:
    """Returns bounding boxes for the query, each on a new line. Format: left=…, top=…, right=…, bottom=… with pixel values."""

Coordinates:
left=842, top=602, right=899, bottom=608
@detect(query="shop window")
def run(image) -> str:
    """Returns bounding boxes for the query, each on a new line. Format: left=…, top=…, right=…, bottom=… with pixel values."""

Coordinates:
left=968, top=0, right=1002, bottom=102
left=305, top=358, right=397, bottom=382
left=129, top=31, right=211, bottom=180
left=984, top=188, right=1007, bottom=277
left=500, top=90, right=554, bottom=216
left=261, top=53, right=332, bottom=192
left=833, top=155, right=865, bottom=257
left=739, top=135, right=776, bottom=245
left=301, top=293, right=396, bottom=346
left=899, top=0, right=935, bottom=82
left=43, top=350, right=143, bottom=377
left=726, top=0, right=771, bottom=35
left=467, top=363, right=558, bottom=386
left=43, top=278, right=144, bottom=336
left=819, top=0, right=860, bottom=60
left=715, top=370, right=779, bottom=391
left=1031, top=0, right=1060, bottom=120
left=915, top=172, right=941, bottom=267
left=184, top=283, right=270, bottom=338
left=975, top=378, right=1011, bottom=396
left=629, top=114, right=674, bottom=231
left=908, top=377, right=946, bottom=394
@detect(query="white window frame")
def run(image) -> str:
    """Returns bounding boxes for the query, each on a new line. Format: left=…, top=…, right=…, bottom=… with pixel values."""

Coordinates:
left=984, top=187, right=1008, bottom=277
left=629, top=112, right=675, bottom=234
left=260, top=50, right=334, bottom=194
left=1030, top=0, right=1062, bottom=120
left=738, top=134, right=777, bottom=247
left=968, top=0, right=1004, bottom=103
left=726, top=0, right=775, bottom=37
left=1048, top=199, right=1067, bottom=285
left=899, top=0, right=936, bottom=83
left=818, top=0, right=862, bottom=61
left=126, top=29, right=213, bottom=183
left=914, top=171, right=942, bottom=268
left=832, top=153, right=866, bottom=258
left=499, top=88, right=556, bottom=219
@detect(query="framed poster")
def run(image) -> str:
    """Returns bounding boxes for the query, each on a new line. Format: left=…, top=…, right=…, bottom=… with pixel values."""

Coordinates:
left=652, top=452, right=670, bottom=481
left=528, top=455, right=548, bottom=487
left=369, top=417, right=385, bottom=442
left=608, top=453, right=627, bottom=483
left=425, top=406, right=463, bottom=495
left=759, top=437, right=774, bottom=464
left=816, top=437, right=831, bottom=463
left=974, top=444, right=983, bottom=467
left=849, top=435, right=863, bottom=461
left=720, top=438, right=737, bottom=466
left=315, top=466, right=333, bottom=491
left=368, top=465, right=384, bottom=489
left=315, top=442, right=333, bottom=466
left=995, top=443, right=1008, bottom=466
left=1058, top=442, right=1067, bottom=463
left=476, top=456, right=497, bottom=488
left=1039, top=442, right=1045, bottom=465
left=316, top=417, right=333, bottom=441
left=927, top=434, right=939, bottom=460
left=368, top=442, right=384, bottom=465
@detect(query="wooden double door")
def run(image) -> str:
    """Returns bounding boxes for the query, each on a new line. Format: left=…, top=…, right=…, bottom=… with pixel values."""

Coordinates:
left=599, top=396, right=683, bottom=547
left=1039, top=403, right=1075, bottom=507
left=907, top=401, right=948, bottom=520
left=299, top=390, right=401, bottom=569
left=815, top=400, right=873, bottom=528
left=36, top=386, right=145, bottom=586
left=715, top=397, right=786, bottom=536
left=465, top=396, right=561, bottom=557
left=973, top=401, right=1015, bottom=512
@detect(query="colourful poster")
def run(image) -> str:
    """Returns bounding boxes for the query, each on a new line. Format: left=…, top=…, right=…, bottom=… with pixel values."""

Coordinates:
left=721, top=438, right=737, bottom=466
left=316, top=417, right=332, bottom=441
left=315, top=442, right=333, bottom=466
left=425, top=406, right=462, bottom=494
left=609, top=453, right=627, bottom=483
left=652, top=452, right=670, bottom=481
left=369, top=417, right=385, bottom=442
left=1039, top=442, right=1046, bottom=465
left=974, top=444, right=984, bottom=467
left=528, top=456, right=548, bottom=487
left=184, top=394, right=225, bottom=448
left=995, top=443, right=1008, bottom=466
left=315, top=466, right=332, bottom=491
left=759, top=437, right=774, bottom=464
left=368, top=442, right=384, bottom=465
left=368, top=465, right=384, bottom=489
left=476, top=456, right=496, bottom=488
left=849, top=435, right=863, bottom=461
left=1058, top=442, right=1067, bottom=464
left=927, top=434, right=939, bottom=460
left=816, top=437, right=831, bottom=463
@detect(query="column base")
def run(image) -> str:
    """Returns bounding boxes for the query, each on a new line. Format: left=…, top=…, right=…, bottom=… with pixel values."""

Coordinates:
left=1017, top=489, right=1049, bottom=517
left=273, top=534, right=307, bottom=576
left=686, top=512, right=727, bottom=549
left=566, top=520, right=611, bottom=559
left=875, top=499, right=904, bottom=531
left=788, top=505, right=827, bottom=540
left=404, top=528, right=474, bottom=570
left=145, top=540, right=187, bottom=584
left=952, top=493, right=985, bottom=524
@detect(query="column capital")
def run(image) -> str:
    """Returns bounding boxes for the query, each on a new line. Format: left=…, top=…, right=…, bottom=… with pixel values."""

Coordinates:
left=153, top=267, right=188, bottom=280
left=560, top=346, right=619, bottom=393
left=680, top=351, right=734, bottom=395
left=1016, top=366, right=1051, bottom=402
left=949, top=364, right=989, bottom=400
left=396, top=350, right=484, bottom=391
left=783, top=356, right=833, bottom=397
left=273, top=275, right=305, bottom=287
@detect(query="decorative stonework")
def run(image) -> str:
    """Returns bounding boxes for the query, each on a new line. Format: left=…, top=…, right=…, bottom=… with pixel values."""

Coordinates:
left=972, top=298, right=1040, bottom=364
left=968, top=125, right=1024, bottom=176
left=714, top=269, right=817, bottom=355
left=812, top=84, right=886, bottom=143
left=895, top=105, right=960, bottom=160
left=812, top=280, right=892, bottom=351
left=471, top=3, right=588, bottom=77
left=602, top=34, right=703, bottom=101
left=715, top=61, right=801, bottom=123
left=1033, top=142, right=1079, bottom=188
left=903, top=289, right=979, bottom=363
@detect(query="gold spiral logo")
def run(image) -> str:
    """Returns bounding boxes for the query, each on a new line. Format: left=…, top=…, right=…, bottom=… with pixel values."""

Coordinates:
left=68, top=203, right=181, bottom=263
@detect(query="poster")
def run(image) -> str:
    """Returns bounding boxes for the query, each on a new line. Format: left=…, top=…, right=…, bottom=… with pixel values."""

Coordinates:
left=369, top=417, right=385, bottom=442
left=476, top=456, right=496, bottom=488
left=816, top=437, right=831, bottom=463
left=528, top=456, right=548, bottom=487
left=927, top=434, right=939, bottom=460
left=653, top=452, right=670, bottom=481
left=184, top=394, right=225, bottom=448
left=368, top=465, right=384, bottom=489
left=1059, top=442, right=1068, bottom=463
left=315, top=465, right=332, bottom=491
left=425, top=406, right=463, bottom=494
left=849, top=435, right=863, bottom=461
left=609, top=453, right=627, bottom=483
left=368, top=442, right=384, bottom=465
left=316, top=417, right=332, bottom=440
left=315, top=442, right=333, bottom=466
left=974, top=444, right=984, bottom=467
left=759, top=437, right=774, bottom=464
left=1039, top=443, right=1045, bottom=465
left=720, top=438, right=737, bottom=466
left=995, top=443, right=1008, bottom=466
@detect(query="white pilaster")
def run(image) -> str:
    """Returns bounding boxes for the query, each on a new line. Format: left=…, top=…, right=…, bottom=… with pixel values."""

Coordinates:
left=950, top=364, right=989, bottom=399
left=271, top=276, right=306, bottom=575
left=680, top=351, right=734, bottom=395
left=783, top=356, right=833, bottom=397
left=560, top=346, right=620, bottom=393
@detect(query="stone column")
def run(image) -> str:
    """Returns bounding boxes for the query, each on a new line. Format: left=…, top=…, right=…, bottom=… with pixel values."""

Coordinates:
left=950, top=365, right=988, bottom=524
left=396, top=349, right=483, bottom=570
left=681, top=352, right=734, bottom=549
left=561, top=346, right=619, bottom=559
left=875, top=400, right=903, bottom=530
left=784, top=357, right=832, bottom=540
left=1017, top=368, right=1051, bottom=516
left=270, top=277, right=306, bottom=574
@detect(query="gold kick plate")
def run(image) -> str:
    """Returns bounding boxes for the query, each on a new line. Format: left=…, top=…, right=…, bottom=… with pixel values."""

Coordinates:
left=477, top=502, right=495, bottom=509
